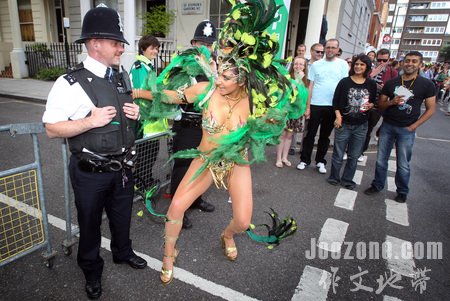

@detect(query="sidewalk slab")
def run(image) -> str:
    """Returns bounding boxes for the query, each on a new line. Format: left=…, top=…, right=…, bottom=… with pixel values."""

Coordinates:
left=0, top=78, right=54, bottom=103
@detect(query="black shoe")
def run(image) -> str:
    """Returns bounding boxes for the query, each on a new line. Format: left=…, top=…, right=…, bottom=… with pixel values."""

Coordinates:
left=113, top=254, right=147, bottom=269
left=85, top=280, right=102, bottom=300
left=326, top=178, right=340, bottom=186
left=182, top=215, right=193, bottom=229
left=394, top=193, right=407, bottom=203
left=288, top=148, right=295, bottom=155
left=364, top=186, right=380, bottom=195
left=191, top=199, right=215, bottom=212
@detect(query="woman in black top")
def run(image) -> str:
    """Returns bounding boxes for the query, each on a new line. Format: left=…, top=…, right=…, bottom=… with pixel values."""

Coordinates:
left=327, top=54, right=377, bottom=189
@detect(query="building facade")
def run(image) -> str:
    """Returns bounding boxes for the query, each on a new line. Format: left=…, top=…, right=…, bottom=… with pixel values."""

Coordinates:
left=380, top=0, right=450, bottom=61
left=0, top=0, right=374, bottom=78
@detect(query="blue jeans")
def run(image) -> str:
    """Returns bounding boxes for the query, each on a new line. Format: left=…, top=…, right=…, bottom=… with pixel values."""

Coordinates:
left=328, top=122, right=367, bottom=188
left=371, top=122, right=415, bottom=195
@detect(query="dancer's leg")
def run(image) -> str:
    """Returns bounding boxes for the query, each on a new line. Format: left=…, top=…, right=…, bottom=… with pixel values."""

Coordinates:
left=221, top=164, right=253, bottom=260
left=161, top=158, right=213, bottom=281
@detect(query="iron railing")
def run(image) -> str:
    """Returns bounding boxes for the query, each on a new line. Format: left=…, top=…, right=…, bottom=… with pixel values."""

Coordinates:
left=24, top=42, right=83, bottom=77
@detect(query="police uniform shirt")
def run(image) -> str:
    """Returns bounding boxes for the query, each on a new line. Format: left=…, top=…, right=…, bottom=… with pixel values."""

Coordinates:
left=43, top=55, right=110, bottom=124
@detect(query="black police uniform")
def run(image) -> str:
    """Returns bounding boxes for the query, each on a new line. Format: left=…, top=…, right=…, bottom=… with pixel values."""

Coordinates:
left=48, top=6, right=145, bottom=291
left=66, top=63, right=138, bottom=282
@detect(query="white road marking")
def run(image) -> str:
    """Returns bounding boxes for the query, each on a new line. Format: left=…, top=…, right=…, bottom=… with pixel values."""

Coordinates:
left=416, top=135, right=450, bottom=143
left=291, top=265, right=331, bottom=301
left=353, top=170, right=363, bottom=185
left=388, top=160, right=396, bottom=172
left=0, top=99, right=45, bottom=106
left=334, top=189, right=357, bottom=211
left=385, top=199, right=409, bottom=226
left=383, top=295, right=403, bottom=301
left=387, top=176, right=397, bottom=192
left=0, top=194, right=259, bottom=301
left=390, top=149, right=396, bottom=158
left=357, top=155, right=367, bottom=166
left=385, top=235, right=416, bottom=277
left=318, top=218, right=349, bottom=254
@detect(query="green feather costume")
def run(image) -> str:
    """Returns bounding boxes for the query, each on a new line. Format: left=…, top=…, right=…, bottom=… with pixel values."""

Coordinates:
left=147, top=0, right=306, bottom=245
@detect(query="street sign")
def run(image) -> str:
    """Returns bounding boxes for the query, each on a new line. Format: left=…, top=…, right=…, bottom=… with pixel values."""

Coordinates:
left=383, top=34, right=391, bottom=43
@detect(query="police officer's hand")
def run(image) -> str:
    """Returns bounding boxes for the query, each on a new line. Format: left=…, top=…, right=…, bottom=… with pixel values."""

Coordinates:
left=90, top=106, right=117, bottom=127
left=123, top=102, right=140, bottom=120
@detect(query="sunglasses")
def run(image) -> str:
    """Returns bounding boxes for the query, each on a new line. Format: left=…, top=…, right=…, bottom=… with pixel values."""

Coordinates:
left=377, top=58, right=389, bottom=62
left=313, top=50, right=324, bottom=54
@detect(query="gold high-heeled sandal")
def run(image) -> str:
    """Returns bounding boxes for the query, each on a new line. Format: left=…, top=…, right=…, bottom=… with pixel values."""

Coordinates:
left=160, top=248, right=179, bottom=285
left=221, top=233, right=237, bottom=261
left=160, top=218, right=182, bottom=285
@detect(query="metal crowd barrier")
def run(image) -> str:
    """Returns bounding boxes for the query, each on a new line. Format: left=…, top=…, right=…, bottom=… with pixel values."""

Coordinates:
left=61, top=131, right=173, bottom=255
left=0, top=122, right=56, bottom=268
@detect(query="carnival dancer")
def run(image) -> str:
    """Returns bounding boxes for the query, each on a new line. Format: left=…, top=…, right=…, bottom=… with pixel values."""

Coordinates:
left=140, top=0, right=306, bottom=285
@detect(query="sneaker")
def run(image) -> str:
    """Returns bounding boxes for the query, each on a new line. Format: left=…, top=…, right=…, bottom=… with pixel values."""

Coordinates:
left=296, top=162, right=307, bottom=170
left=316, top=162, right=327, bottom=174
left=343, top=153, right=348, bottom=160
left=364, top=186, right=380, bottom=195
left=357, top=155, right=364, bottom=162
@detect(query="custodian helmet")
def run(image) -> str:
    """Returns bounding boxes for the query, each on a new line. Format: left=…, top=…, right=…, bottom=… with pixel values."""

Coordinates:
left=75, top=5, right=129, bottom=44
left=191, top=20, right=216, bottom=45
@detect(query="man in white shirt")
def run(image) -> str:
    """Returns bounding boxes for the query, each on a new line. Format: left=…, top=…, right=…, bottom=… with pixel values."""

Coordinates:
left=297, top=39, right=349, bottom=174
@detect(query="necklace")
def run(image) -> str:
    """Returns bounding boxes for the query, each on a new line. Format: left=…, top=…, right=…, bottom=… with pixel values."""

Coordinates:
left=401, top=75, right=416, bottom=90
left=225, top=95, right=242, bottom=119
left=225, top=94, right=242, bottom=102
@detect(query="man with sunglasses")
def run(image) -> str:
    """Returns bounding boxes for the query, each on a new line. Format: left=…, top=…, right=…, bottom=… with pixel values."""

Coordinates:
left=361, top=49, right=398, bottom=157
left=297, top=38, right=348, bottom=174
left=309, top=43, right=324, bottom=67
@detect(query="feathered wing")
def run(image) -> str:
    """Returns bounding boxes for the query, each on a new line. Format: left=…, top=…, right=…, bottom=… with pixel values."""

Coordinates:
left=139, top=46, right=215, bottom=120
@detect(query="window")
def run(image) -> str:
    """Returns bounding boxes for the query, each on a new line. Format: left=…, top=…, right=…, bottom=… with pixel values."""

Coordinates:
left=19, top=0, right=34, bottom=41
left=409, top=15, right=426, bottom=21
left=431, top=2, right=450, bottom=9
left=410, top=3, right=429, bottom=9
left=389, top=4, right=395, bottom=11
left=210, top=1, right=232, bottom=31
left=428, top=14, right=449, bottom=22
left=393, top=39, right=400, bottom=44
left=406, top=27, right=424, bottom=33
left=422, top=39, right=442, bottom=46
left=424, top=27, right=446, bottom=33
left=393, top=27, right=403, bottom=33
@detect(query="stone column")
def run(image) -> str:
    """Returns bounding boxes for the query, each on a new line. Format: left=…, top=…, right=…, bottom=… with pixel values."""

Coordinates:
left=77, top=0, right=91, bottom=63
left=304, top=0, right=326, bottom=59
left=8, top=0, right=28, bottom=78
left=121, top=1, right=136, bottom=71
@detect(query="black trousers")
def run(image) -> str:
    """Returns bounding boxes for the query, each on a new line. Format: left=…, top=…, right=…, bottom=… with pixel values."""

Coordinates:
left=300, top=105, right=335, bottom=165
left=69, top=155, right=134, bottom=281
left=362, top=109, right=382, bottom=153
left=170, top=121, right=203, bottom=206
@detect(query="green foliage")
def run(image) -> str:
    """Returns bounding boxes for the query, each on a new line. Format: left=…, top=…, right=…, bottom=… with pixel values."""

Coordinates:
left=141, top=5, right=175, bottom=37
left=439, top=45, right=450, bottom=61
left=35, top=67, right=65, bottom=81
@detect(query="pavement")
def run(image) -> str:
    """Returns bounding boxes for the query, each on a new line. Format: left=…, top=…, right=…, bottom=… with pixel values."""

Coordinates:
left=0, top=78, right=54, bottom=103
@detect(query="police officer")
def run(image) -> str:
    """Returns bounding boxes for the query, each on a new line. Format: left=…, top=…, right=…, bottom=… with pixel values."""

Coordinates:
left=170, top=20, right=217, bottom=229
left=42, top=5, right=146, bottom=300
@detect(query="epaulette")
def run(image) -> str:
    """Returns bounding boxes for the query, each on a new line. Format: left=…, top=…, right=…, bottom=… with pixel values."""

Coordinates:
left=63, top=63, right=85, bottom=86
left=134, top=61, right=142, bottom=69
